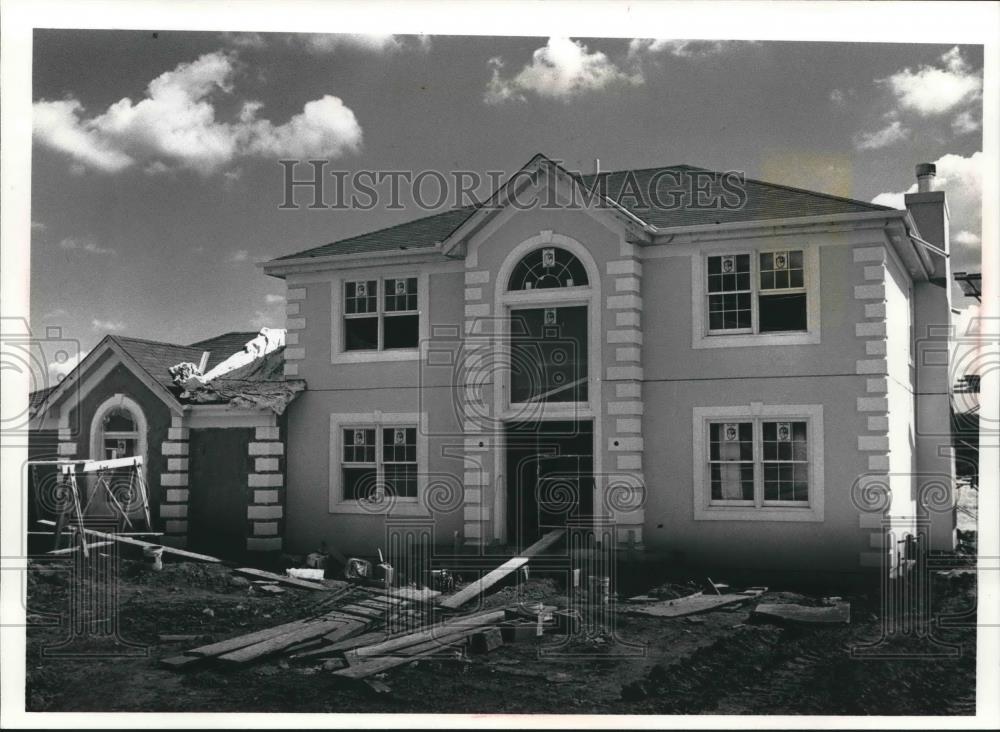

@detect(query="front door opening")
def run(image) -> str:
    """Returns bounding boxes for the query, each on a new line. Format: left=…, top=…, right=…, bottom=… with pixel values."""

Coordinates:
left=505, top=420, right=593, bottom=550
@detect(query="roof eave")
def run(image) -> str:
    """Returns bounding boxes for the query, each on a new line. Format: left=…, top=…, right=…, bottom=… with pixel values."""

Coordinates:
left=260, top=245, right=447, bottom=277
left=646, top=208, right=905, bottom=241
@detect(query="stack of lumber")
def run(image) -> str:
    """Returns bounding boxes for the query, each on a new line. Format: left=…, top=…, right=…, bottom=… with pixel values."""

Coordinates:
left=161, top=585, right=432, bottom=670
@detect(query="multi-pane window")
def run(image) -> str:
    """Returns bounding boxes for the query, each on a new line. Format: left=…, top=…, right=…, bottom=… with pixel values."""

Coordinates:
left=706, top=250, right=807, bottom=334
left=758, top=251, right=806, bottom=332
left=709, top=422, right=754, bottom=501
left=707, top=419, right=809, bottom=505
left=343, top=277, right=419, bottom=351
left=342, top=427, right=376, bottom=500
left=382, top=427, right=417, bottom=498
left=761, top=421, right=809, bottom=502
left=341, top=425, right=418, bottom=501
left=707, top=254, right=752, bottom=332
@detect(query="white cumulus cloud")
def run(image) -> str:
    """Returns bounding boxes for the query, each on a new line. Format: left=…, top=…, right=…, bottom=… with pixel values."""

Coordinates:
left=58, top=236, right=115, bottom=255
left=91, top=319, right=125, bottom=332
left=298, top=33, right=431, bottom=54
left=951, top=110, right=981, bottom=135
left=49, top=349, right=87, bottom=382
left=879, top=46, right=982, bottom=116
left=855, top=119, right=910, bottom=150
left=627, top=38, right=736, bottom=59
left=485, top=37, right=641, bottom=104
left=33, top=51, right=363, bottom=176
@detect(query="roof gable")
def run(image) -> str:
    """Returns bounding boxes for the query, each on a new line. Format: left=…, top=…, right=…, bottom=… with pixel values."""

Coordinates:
left=35, top=336, right=188, bottom=420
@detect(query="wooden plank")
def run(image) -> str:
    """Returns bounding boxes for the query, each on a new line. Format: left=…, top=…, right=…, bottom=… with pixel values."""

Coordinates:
left=387, top=586, right=441, bottom=602
left=335, top=625, right=497, bottom=680
left=185, top=619, right=314, bottom=657
left=519, top=528, right=567, bottom=558
left=349, top=609, right=506, bottom=660
left=336, top=604, right=387, bottom=620
left=160, top=654, right=203, bottom=670
left=360, top=591, right=407, bottom=605
left=624, top=588, right=767, bottom=618
left=48, top=540, right=114, bottom=555
left=37, top=521, right=223, bottom=564
left=233, top=566, right=330, bottom=591
left=439, top=558, right=528, bottom=610
left=438, top=530, right=564, bottom=610
left=323, top=629, right=399, bottom=652
left=752, top=601, right=850, bottom=625
left=357, top=598, right=402, bottom=610
left=218, top=618, right=361, bottom=664
left=28, top=456, right=143, bottom=471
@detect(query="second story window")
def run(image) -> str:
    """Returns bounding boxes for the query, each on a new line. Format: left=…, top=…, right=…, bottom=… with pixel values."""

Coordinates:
left=706, top=250, right=807, bottom=335
left=344, top=277, right=419, bottom=351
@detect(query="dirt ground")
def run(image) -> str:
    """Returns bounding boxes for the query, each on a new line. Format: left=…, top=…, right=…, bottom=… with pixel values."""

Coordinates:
left=24, top=549, right=977, bottom=715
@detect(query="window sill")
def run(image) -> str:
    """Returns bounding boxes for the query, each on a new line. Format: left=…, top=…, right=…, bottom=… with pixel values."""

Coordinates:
left=693, top=329, right=820, bottom=350
left=331, top=348, right=421, bottom=365
left=695, top=504, right=823, bottom=522
left=330, top=499, right=427, bottom=516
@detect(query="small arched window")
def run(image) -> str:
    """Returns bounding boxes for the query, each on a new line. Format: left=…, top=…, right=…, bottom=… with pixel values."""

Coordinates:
left=507, top=247, right=589, bottom=291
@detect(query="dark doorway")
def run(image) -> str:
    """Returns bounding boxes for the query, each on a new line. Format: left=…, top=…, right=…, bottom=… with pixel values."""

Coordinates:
left=505, top=420, right=593, bottom=550
left=188, top=428, right=250, bottom=558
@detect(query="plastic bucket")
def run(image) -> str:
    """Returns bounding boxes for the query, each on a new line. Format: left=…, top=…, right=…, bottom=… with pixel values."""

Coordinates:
left=143, top=545, right=164, bottom=571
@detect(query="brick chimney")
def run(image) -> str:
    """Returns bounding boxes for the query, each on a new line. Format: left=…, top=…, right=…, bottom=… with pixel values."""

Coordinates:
left=905, top=162, right=950, bottom=280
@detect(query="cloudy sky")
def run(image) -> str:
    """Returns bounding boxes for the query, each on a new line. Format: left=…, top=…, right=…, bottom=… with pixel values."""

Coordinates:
left=31, top=31, right=984, bottom=372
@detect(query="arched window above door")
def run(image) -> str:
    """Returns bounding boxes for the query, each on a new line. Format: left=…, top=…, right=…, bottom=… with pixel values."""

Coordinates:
left=507, top=247, right=589, bottom=291
left=100, top=405, right=140, bottom=459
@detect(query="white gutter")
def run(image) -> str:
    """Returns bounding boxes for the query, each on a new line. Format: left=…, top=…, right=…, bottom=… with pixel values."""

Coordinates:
left=646, top=208, right=909, bottom=240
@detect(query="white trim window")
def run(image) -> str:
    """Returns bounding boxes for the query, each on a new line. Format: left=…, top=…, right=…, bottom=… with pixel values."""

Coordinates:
left=343, top=277, right=419, bottom=351
left=692, top=247, right=821, bottom=348
left=693, top=404, right=824, bottom=521
left=340, top=425, right=417, bottom=500
left=329, top=412, right=427, bottom=514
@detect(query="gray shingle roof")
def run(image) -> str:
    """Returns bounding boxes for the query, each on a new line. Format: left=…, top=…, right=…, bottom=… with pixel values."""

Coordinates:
left=577, top=165, right=892, bottom=228
left=272, top=207, right=476, bottom=261
left=110, top=336, right=206, bottom=395
left=271, top=160, right=893, bottom=263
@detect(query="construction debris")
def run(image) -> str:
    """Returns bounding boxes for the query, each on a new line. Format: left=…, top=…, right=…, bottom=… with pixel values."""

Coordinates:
left=170, top=328, right=286, bottom=392
left=345, top=558, right=373, bottom=580
left=168, top=328, right=306, bottom=415
left=287, top=568, right=325, bottom=581
left=160, top=585, right=519, bottom=685
left=439, top=529, right=565, bottom=610
left=470, top=628, right=504, bottom=654
left=233, top=566, right=331, bottom=591
left=751, top=601, right=851, bottom=625
left=623, top=587, right=767, bottom=619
